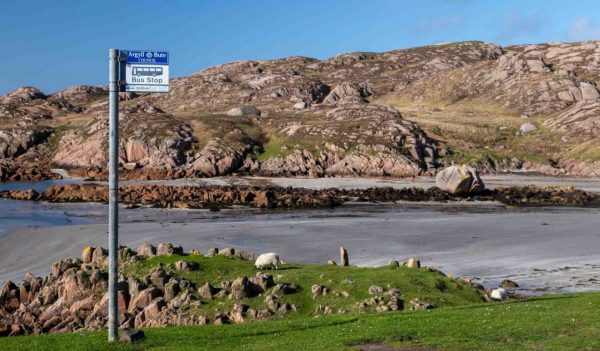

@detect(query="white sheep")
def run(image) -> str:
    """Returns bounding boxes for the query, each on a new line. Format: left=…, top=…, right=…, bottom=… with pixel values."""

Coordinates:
left=254, top=252, right=283, bottom=270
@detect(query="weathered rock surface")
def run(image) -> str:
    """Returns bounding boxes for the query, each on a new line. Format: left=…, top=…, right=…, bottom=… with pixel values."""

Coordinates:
left=436, top=165, right=485, bottom=195
left=2, top=41, right=600, bottom=178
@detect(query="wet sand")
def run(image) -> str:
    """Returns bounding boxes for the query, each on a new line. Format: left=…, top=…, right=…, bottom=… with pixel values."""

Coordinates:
left=1, top=199, right=600, bottom=295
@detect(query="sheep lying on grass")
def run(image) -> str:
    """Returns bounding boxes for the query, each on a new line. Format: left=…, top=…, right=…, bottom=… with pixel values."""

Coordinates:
left=255, top=253, right=283, bottom=270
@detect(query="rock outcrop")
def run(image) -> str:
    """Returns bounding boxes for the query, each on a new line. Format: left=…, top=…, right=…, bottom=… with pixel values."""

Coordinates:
left=1, top=183, right=593, bottom=208
left=0, top=244, right=263, bottom=336
left=2, top=40, right=600, bottom=179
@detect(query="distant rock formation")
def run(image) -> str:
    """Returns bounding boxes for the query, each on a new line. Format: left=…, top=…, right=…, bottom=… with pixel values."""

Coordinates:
left=2, top=41, right=600, bottom=179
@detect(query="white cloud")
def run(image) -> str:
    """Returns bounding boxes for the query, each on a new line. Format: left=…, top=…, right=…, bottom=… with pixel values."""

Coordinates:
left=418, top=14, right=463, bottom=31
left=494, top=11, right=546, bottom=43
left=569, top=17, right=600, bottom=41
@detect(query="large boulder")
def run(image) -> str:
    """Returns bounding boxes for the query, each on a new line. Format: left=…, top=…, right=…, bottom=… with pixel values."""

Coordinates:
left=435, top=165, right=485, bottom=195
left=156, top=243, right=183, bottom=256
left=226, top=105, right=261, bottom=116
left=322, top=82, right=372, bottom=105
left=518, top=122, right=537, bottom=135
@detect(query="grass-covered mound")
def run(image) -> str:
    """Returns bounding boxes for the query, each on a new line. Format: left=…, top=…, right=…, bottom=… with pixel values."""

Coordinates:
left=0, top=245, right=485, bottom=339
left=122, top=253, right=484, bottom=321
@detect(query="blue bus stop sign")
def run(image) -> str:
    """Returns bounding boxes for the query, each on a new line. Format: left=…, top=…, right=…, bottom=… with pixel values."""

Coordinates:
left=121, top=50, right=169, bottom=93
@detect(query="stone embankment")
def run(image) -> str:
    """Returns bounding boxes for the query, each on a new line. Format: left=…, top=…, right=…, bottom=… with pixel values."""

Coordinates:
left=0, top=183, right=595, bottom=208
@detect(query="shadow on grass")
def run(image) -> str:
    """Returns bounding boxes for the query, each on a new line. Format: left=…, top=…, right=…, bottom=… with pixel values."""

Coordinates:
left=444, top=294, right=578, bottom=311
left=259, top=266, right=301, bottom=271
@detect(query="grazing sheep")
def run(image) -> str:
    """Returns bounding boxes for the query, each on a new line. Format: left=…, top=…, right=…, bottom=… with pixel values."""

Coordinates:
left=255, top=253, right=282, bottom=270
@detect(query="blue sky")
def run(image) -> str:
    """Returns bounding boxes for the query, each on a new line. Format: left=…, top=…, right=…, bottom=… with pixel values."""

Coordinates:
left=1, top=0, right=599, bottom=95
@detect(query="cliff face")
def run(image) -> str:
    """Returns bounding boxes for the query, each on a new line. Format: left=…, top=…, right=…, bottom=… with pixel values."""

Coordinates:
left=2, top=40, right=600, bottom=179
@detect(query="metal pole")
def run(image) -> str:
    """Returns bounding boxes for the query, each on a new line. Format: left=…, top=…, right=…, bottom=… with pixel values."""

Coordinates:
left=108, top=48, right=120, bottom=342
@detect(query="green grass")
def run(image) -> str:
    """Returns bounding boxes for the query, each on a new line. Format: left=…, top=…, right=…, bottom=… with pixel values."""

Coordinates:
left=3, top=292, right=600, bottom=350
left=122, top=254, right=482, bottom=319
left=46, top=125, right=74, bottom=152
left=256, top=135, right=319, bottom=161
left=564, top=140, right=600, bottom=162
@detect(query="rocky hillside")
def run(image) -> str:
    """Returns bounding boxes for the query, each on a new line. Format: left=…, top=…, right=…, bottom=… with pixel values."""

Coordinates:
left=2, top=40, right=600, bottom=180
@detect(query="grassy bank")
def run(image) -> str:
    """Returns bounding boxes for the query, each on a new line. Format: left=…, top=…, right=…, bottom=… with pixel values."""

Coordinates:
left=1, top=292, right=599, bottom=350
left=121, top=254, right=483, bottom=320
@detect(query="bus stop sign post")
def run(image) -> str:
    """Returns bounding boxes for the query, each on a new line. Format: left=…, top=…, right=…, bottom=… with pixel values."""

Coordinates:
left=107, top=49, right=169, bottom=342
left=107, top=48, right=120, bottom=342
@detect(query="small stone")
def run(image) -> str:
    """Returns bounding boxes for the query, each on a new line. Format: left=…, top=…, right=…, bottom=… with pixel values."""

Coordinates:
left=235, top=250, right=255, bottom=261
left=340, top=246, right=349, bottom=267
left=293, top=101, right=307, bottom=110
left=137, top=243, right=156, bottom=257
left=91, top=247, right=107, bottom=265
left=206, top=248, right=219, bottom=257
left=227, top=105, right=261, bottom=117
left=518, top=122, right=537, bottom=135
left=156, top=243, right=183, bottom=256
left=368, top=285, right=384, bottom=295
left=249, top=274, right=275, bottom=291
left=82, top=246, right=94, bottom=264
left=174, top=260, right=198, bottom=272
left=191, top=249, right=202, bottom=256
left=406, top=257, right=421, bottom=268
left=500, top=279, right=519, bottom=289
left=264, top=294, right=279, bottom=311
left=388, top=260, right=399, bottom=267
left=490, top=288, right=508, bottom=301
left=230, top=276, right=251, bottom=300
left=271, top=283, right=297, bottom=296
left=327, top=259, right=337, bottom=266
left=278, top=303, right=292, bottom=315
left=164, top=281, right=180, bottom=301
left=376, top=305, right=391, bottom=312
left=123, top=162, right=139, bottom=171
left=408, top=298, right=435, bottom=310
left=219, top=247, right=235, bottom=257
left=213, top=314, right=230, bottom=325
left=311, top=284, right=327, bottom=297
left=198, top=282, right=216, bottom=299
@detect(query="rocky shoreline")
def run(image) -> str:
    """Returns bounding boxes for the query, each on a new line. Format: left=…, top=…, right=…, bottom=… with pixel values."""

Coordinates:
left=0, top=183, right=595, bottom=209
left=0, top=160, right=61, bottom=182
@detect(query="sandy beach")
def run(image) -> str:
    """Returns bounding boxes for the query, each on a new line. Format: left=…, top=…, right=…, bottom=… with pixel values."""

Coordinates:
left=2, top=193, right=600, bottom=294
